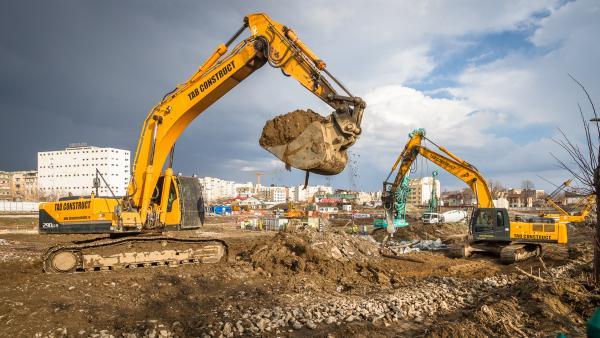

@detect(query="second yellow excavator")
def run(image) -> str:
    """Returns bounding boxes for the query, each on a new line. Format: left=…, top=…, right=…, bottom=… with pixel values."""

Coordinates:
left=539, top=179, right=595, bottom=224
left=383, top=129, right=568, bottom=263
left=38, top=13, right=365, bottom=273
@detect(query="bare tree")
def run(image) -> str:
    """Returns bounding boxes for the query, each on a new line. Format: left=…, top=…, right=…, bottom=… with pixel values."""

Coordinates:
left=552, top=75, right=599, bottom=285
left=521, top=180, right=535, bottom=190
left=488, top=179, right=506, bottom=198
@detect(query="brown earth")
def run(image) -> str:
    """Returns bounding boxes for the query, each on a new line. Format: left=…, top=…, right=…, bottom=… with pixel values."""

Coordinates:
left=259, top=109, right=326, bottom=147
left=0, top=216, right=597, bottom=337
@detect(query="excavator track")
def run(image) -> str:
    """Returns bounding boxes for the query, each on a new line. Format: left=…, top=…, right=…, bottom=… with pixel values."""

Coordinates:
left=499, top=243, right=541, bottom=264
left=43, top=235, right=227, bottom=273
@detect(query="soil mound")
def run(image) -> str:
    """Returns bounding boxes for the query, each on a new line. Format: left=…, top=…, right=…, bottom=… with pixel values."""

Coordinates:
left=259, top=109, right=327, bottom=147
left=242, top=229, right=390, bottom=287
left=428, top=261, right=599, bottom=337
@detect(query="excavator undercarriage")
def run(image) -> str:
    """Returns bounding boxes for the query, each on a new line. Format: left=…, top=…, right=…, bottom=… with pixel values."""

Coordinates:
left=43, top=235, right=227, bottom=273
left=448, top=241, right=542, bottom=264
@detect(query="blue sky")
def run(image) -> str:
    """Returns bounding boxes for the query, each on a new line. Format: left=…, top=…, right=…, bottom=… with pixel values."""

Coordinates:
left=0, top=0, right=599, bottom=193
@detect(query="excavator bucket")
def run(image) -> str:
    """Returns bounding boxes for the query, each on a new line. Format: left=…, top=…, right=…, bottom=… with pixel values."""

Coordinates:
left=259, top=109, right=360, bottom=175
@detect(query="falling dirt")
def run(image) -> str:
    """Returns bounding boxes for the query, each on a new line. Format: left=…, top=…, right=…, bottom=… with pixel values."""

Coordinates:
left=259, top=109, right=327, bottom=147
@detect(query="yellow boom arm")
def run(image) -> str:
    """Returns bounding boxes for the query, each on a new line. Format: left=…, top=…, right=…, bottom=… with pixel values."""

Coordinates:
left=126, top=13, right=365, bottom=224
left=384, top=129, right=494, bottom=210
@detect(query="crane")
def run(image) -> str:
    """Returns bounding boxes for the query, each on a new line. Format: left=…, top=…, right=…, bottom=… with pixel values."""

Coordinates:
left=39, top=13, right=366, bottom=273
left=382, top=129, right=568, bottom=263
left=539, top=180, right=595, bottom=223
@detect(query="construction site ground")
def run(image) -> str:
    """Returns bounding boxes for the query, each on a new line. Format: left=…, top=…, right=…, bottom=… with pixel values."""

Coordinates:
left=0, top=215, right=598, bottom=337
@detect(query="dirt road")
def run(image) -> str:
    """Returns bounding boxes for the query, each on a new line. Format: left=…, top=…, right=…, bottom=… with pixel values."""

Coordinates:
left=0, top=217, right=596, bottom=337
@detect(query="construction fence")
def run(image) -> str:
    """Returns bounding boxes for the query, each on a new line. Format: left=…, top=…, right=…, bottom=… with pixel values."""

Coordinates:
left=0, top=201, right=39, bottom=213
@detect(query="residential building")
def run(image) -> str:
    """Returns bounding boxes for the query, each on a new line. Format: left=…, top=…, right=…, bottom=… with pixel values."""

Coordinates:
left=356, top=191, right=382, bottom=206
left=198, top=176, right=236, bottom=202
left=38, top=145, right=130, bottom=198
left=507, top=188, right=545, bottom=208
left=441, top=189, right=476, bottom=207
left=0, top=171, right=10, bottom=200
left=294, top=185, right=333, bottom=202
left=238, top=196, right=262, bottom=209
left=10, top=170, right=38, bottom=201
left=407, top=176, right=441, bottom=206
left=314, top=190, right=358, bottom=204
left=234, top=182, right=255, bottom=198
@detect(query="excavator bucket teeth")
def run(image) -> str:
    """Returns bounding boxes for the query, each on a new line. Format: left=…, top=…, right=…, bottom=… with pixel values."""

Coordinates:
left=259, top=109, right=357, bottom=175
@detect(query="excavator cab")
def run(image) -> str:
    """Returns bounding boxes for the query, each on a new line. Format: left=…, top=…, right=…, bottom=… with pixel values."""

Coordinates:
left=470, top=208, right=511, bottom=242
left=150, top=175, right=205, bottom=230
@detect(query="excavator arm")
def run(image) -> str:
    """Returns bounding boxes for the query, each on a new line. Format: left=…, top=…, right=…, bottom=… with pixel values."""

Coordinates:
left=382, top=129, right=494, bottom=229
left=126, top=13, right=366, bottom=225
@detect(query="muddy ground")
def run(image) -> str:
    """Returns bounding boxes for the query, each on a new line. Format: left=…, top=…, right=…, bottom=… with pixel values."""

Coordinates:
left=0, top=216, right=598, bottom=337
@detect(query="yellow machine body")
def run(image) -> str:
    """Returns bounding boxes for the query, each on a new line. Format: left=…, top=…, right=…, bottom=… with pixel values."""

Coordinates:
left=39, top=13, right=364, bottom=234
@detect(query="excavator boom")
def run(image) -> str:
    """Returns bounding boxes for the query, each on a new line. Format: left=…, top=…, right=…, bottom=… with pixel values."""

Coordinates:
left=39, top=13, right=365, bottom=273
left=382, top=129, right=493, bottom=229
left=127, top=13, right=365, bottom=225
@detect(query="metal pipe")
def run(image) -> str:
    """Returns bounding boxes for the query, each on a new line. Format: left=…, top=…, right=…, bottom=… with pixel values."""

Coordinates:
left=148, top=116, right=160, bottom=165
left=226, top=21, right=248, bottom=47
left=168, top=145, right=175, bottom=168
left=323, top=69, right=353, bottom=97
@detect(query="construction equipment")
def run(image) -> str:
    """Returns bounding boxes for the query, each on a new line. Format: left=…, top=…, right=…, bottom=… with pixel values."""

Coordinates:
left=38, top=13, right=365, bottom=273
left=284, top=202, right=305, bottom=218
left=540, top=180, right=595, bottom=224
left=382, top=128, right=568, bottom=263
left=374, top=175, right=411, bottom=230
left=422, top=170, right=442, bottom=224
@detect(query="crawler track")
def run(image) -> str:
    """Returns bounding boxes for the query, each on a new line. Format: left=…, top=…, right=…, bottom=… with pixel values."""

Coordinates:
left=42, top=235, right=227, bottom=273
left=500, top=243, right=541, bottom=264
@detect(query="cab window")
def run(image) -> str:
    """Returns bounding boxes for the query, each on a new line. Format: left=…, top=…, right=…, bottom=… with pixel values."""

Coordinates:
left=496, top=210, right=504, bottom=227
left=475, top=209, right=493, bottom=226
left=167, top=178, right=177, bottom=212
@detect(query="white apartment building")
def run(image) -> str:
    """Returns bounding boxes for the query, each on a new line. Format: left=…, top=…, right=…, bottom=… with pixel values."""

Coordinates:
left=295, top=185, right=333, bottom=202
left=407, top=176, right=441, bottom=206
left=260, top=186, right=287, bottom=204
left=198, top=176, right=236, bottom=202
left=38, top=145, right=130, bottom=198
left=234, top=182, right=255, bottom=198
left=357, top=191, right=382, bottom=206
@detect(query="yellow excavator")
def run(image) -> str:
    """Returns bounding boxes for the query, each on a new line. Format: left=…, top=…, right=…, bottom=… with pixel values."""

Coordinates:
left=39, top=13, right=366, bottom=273
left=383, top=129, right=568, bottom=263
left=539, top=179, right=595, bottom=224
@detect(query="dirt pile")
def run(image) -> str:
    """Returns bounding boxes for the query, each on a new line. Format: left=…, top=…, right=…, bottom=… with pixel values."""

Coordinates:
left=242, top=229, right=387, bottom=286
left=395, top=222, right=468, bottom=241
left=259, top=109, right=326, bottom=147
left=429, top=259, right=598, bottom=337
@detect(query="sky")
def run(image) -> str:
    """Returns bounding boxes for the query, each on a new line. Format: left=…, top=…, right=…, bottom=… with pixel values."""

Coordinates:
left=0, top=0, right=599, bottom=192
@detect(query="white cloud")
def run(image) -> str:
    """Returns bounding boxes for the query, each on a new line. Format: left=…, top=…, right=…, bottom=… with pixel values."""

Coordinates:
left=450, top=0, right=600, bottom=131
left=356, top=85, right=497, bottom=166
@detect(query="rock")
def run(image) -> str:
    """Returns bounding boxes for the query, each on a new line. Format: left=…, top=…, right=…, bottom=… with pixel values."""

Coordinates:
left=222, top=322, right=233, bottom=336
left=306, top=320, right=317, bottom=329
left=292, top=321, right=303, bottom=330
left=235, top=321, right=244, bottom=334
left=256, top=319, right=267, bottom=332
left=331, top=246, right=343, bottom=260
